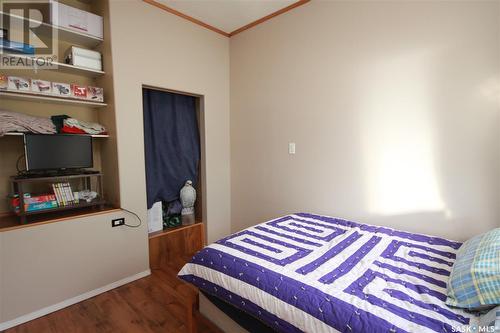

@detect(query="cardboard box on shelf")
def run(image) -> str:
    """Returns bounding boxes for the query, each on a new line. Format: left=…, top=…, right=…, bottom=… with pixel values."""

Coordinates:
left=52, top=82, right=71, bottom=97
left=87, top=86, right=103, bottom=102
left=31, top=79, right=52, bottom=94
left=71, top=84, right=87, bottom=99
left=0, top=75, right=7, bottom=89
left=7, top=76, right=30, bottom=92
left=24, top=194, right=57, bottom=204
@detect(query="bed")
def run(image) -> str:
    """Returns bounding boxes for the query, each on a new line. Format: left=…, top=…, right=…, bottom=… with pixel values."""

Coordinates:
left=178, top=213, right=499, bottom=333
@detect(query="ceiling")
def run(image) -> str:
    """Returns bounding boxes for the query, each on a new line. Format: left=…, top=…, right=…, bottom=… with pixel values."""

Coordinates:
left=154, top=0, right=301, bottom=35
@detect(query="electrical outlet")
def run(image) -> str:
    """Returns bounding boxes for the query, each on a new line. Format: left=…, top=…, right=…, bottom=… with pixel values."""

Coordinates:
left=111, top=218, right=125, bottom=227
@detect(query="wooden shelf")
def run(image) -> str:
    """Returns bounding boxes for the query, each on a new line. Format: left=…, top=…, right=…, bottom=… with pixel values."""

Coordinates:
left=49, top=61, right=105, bottom=77
left=1, top=11, right=103, bottom=48
left=149, top=222, right=204, bottom=239
left=16, top=199, right=106, bottom=217
left=11, top=173, right=105, bottom=223
left=0, top=91, right=107, bottom=107
left=11, top=172, right=103, bottom=183
left=0, top=206, right=120, bottom=232
left=3, top=132, right=109, bottom=138
left=1, top=55, right=105, bottom=77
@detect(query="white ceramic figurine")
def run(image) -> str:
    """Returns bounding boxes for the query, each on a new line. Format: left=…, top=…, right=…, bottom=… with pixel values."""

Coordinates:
left=180, top=180, right=196, bottom=225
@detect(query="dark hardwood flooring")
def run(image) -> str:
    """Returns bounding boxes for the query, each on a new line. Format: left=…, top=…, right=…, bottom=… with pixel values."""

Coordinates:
left=5, top=270, right=223, bottom=333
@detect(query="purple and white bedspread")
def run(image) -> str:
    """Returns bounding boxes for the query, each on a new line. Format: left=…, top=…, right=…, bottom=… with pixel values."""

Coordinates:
left=178, top=213, right=498, bottom=333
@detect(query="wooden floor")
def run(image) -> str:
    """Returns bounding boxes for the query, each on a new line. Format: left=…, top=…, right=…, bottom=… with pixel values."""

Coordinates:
left=6, top=271, right=223, bottom=333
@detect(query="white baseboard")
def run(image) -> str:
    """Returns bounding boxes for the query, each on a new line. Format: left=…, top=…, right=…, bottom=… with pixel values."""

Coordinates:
left=0, top=269, right=151, bottom=331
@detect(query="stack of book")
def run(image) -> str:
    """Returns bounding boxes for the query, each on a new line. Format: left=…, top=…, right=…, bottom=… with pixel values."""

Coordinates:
left=24, top=194, right=58, bottom=211
left=10, top=193, right=59, bottom=213
left=52, top=183, right=79, bottom=206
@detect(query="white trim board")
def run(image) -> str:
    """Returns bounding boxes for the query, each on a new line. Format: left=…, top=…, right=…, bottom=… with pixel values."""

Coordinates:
left=0, top=270, right=151, bottom=331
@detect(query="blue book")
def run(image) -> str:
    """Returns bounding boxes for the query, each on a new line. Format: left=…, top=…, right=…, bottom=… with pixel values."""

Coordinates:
left=25, top=201, right=58, bottom=212
left=0, top=38, right=35, bottom=54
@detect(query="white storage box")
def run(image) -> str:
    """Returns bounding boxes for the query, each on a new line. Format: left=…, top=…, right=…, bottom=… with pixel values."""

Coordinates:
left=147, top=201, right=163, bottom=233
left=50, top=2, right=103, bottom=39
left=65, top=46, right=102, bottom=71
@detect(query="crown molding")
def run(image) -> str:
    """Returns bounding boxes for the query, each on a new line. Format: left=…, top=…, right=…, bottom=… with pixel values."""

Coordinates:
left=143, top=0, right=230, bottom=37
left=229, top=0, right=309, bottom=37
left=143, top=0, right=310, bottom=38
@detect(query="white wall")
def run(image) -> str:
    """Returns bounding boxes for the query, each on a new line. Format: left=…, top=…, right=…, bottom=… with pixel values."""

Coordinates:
left=0, top=211, right=150, bottom=327
left=108, top=0, right=231, bottom=243
left=230, top=0, right=500, bottom=241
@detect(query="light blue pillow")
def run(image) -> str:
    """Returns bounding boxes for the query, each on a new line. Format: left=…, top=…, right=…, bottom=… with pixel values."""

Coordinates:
left=446, top=228, right=500, bottom=310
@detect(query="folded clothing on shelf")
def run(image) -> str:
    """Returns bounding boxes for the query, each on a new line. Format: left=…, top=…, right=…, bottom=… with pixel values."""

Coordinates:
left=50, top=115, right=70, bottom=133
left=62, top=118, right=107, bottom=135
left=0, top=111, right=107, bottom=136
left=51, top=115, right=107, bottom=135
left=0, top=110, right=57, bottom=136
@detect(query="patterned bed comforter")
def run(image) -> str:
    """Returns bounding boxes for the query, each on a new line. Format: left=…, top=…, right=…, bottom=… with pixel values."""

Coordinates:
left=178, top=213, right=499, bottom=333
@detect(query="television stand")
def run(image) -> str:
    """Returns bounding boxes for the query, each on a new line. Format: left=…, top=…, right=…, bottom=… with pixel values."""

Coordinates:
left=14, top=169, right=100, bottom=179
left=9, top=172, right=105, bottom=224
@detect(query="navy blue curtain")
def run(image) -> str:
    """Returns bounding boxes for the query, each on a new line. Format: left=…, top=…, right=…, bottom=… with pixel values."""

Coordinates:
left=143, top=88, right=200, bottom=209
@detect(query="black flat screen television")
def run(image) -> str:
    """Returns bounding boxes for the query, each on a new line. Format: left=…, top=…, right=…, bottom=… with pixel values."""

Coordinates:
left=24, top=134, right=93, bottom=171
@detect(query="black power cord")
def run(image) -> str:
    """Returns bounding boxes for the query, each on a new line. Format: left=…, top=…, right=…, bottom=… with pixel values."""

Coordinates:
left=16, top=154, right=27, bottom=175
left=121, top=208, right=142, bottom=228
